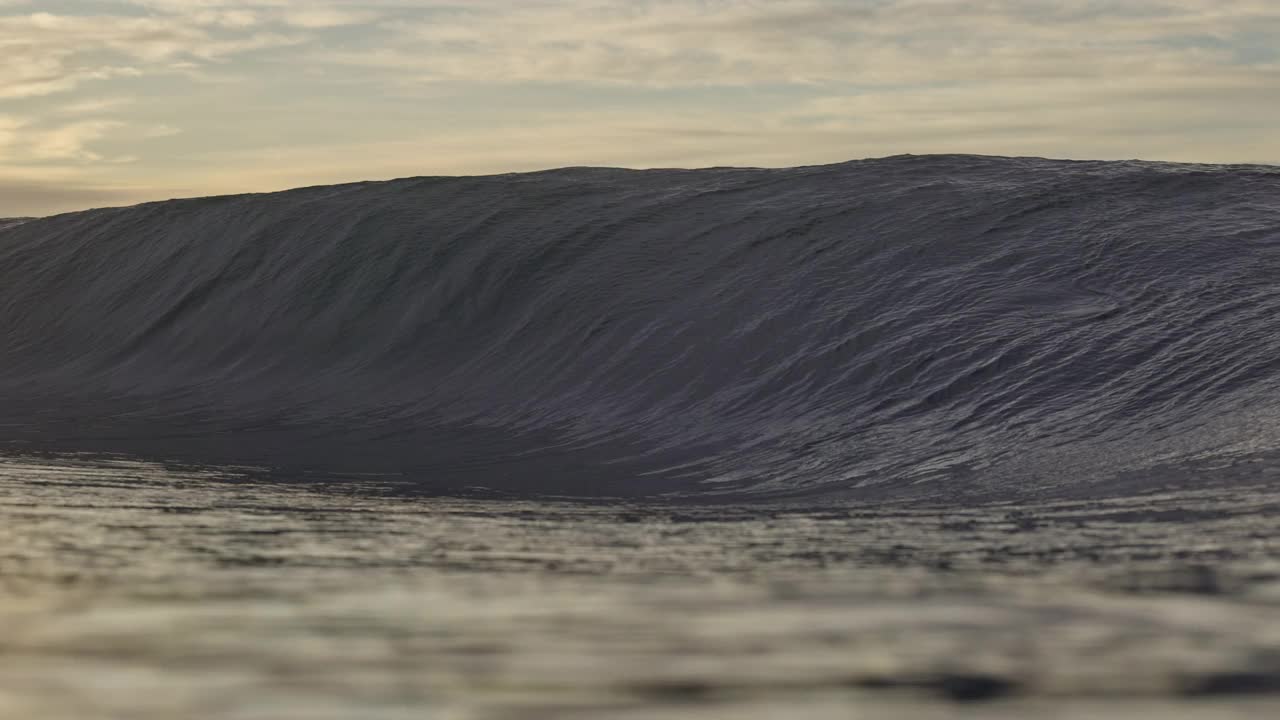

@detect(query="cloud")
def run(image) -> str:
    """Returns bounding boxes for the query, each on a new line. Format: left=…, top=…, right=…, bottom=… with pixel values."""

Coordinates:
left=281, top=9, right=380, bottom=28
left=56, top=97, right=135, bottom=115
left=128, top=1, right=386, bottom=27
left=2, top=0, right=1278, bottom=217
left=142, top=124, right=182, bottom=138
left=797, top=69, right=1280, bottom=142
left=0, top=115, right=176, bottom=167
left=0, top=115, right=23, bottom=153
left=29, top=120, right=124, bottom=161
left=352, top=0, right=1280, bottom=87
left=0, top=11, right=300, bottom=100
left=292, top=0, right=1278, bottom=168
left=192, top=10, right=260, bottom=28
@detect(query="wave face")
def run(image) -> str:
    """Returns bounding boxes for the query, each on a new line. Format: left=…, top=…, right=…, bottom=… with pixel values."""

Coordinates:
left=3, top=155, right=1280, bottom=500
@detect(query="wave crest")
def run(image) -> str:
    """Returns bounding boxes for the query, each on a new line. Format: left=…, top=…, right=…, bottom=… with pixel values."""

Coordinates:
left=3, top=155, right=1279, bottom=499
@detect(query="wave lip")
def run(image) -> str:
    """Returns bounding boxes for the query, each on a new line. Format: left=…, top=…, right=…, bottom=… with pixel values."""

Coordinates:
left=2, top=155, right=1279, bottom=499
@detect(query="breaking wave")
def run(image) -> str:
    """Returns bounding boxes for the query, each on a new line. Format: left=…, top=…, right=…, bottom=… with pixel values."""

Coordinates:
left=3, top=154, right=1280, bottom=500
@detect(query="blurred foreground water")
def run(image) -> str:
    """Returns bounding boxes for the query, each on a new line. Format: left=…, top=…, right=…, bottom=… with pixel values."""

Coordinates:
left=3, top=454, right=1280, bottom=719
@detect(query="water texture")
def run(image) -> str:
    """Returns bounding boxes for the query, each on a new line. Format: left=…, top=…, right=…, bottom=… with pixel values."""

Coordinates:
left=2, top=155, right=1279, bottom=499
left=3, top=457, right=1280, bottom=719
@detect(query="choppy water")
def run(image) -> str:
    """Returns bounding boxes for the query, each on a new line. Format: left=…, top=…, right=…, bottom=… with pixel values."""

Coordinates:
left=3, top=455, right=1280, bottom=718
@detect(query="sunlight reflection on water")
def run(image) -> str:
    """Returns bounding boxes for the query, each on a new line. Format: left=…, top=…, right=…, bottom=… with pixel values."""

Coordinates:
left=2, top=454, right=1280, bottom=718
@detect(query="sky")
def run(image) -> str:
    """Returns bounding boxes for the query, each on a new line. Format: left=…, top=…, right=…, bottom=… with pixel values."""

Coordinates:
left=1, top=0, right=1278, bottom=216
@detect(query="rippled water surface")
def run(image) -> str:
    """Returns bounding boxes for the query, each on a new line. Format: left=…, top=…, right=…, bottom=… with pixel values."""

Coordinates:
left=3, top=455, right=1280, bottom=718
left=5, top=156, right=1280, bottom=500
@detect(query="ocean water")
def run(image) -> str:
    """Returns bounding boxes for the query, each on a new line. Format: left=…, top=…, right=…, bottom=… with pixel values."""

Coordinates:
left=3, top=154, right=1280, bottom=715
left=3, top=154, right=1280, bottom=501
left=3, top=456, right=1280, bottom=718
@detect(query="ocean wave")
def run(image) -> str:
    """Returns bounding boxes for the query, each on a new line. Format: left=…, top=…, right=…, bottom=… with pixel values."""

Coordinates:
left=2, top=154, right=1279, bottom=499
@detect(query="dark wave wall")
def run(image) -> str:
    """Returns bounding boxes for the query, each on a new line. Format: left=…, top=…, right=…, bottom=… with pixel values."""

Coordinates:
left=2, top=155, right=1279, bottom=500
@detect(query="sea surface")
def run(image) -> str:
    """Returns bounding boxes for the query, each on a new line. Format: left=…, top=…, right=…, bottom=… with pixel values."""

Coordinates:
left=3, top=455, right=1280, bottom=718
left=3, top=155, right=1280, bottom=716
